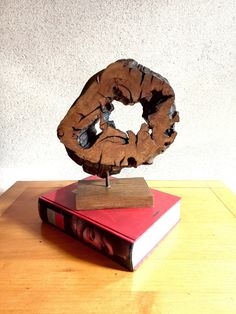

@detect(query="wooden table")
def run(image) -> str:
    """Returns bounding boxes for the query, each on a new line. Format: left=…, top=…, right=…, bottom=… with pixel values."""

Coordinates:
left=0, top=180, right=236, bottom=314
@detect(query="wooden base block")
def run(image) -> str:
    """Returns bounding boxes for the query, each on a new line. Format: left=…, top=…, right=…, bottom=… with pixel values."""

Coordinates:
left=76, top=177, right=153, bottom=210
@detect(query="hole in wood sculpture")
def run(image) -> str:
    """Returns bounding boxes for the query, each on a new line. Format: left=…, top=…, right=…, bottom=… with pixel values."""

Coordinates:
left=94, top=120, right=103, bottom=135
left=140, top=90, right=171, bottom=120
left=127, top=157, right=137, bottom=167
left=109, top=101, right=144, bottom=135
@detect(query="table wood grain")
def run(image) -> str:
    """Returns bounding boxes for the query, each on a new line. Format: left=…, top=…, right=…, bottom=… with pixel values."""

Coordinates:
left=0, top=180, right=236, bottom=314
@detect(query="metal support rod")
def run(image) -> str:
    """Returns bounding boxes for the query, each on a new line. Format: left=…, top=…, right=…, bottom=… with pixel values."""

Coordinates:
left=105, top=170, right=111, bottom=188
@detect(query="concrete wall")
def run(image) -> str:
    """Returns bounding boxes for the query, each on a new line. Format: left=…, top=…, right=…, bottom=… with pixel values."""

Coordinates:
left=1, top=0, right=236, bottom=193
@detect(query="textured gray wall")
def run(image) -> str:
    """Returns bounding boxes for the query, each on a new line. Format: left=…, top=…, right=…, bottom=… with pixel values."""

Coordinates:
left=1, top=0, right=236, bottom=193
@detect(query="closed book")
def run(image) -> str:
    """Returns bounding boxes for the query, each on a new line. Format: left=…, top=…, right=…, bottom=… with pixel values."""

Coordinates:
left=38, top=179, right=180, bottom=271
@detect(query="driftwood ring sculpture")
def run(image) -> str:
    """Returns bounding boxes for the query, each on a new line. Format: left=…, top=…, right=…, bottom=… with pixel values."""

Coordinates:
left=57, top=59, right=179, bottom=178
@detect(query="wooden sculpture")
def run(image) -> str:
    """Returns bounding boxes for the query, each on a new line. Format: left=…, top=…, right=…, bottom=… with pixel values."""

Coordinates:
left=57, top=59, right=179, bottom=181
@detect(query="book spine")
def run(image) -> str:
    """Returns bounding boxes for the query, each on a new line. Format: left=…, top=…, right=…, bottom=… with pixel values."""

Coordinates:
left=38, top=198, right=134, bottom=271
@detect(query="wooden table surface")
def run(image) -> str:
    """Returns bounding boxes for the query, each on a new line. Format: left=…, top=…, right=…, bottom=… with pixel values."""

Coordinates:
left=0, top=180, right=236, bottom=314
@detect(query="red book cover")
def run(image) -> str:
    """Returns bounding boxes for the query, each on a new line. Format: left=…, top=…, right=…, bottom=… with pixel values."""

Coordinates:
left=38, top=179, right=180, bottom=271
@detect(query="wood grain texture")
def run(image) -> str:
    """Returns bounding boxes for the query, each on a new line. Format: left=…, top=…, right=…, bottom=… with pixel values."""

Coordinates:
left=57, top=59, right=179, bottom=177
left=76, top=177, right=153, bottom=210
left=0, top=181, right=236, bottom=314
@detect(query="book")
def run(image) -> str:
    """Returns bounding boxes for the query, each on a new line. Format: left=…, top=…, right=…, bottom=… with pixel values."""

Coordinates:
left=38, top=179, right=181, bottom=271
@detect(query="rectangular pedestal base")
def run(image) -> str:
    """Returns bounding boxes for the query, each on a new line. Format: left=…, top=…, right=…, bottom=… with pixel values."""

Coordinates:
left=76, top=177, right=153, bottom=210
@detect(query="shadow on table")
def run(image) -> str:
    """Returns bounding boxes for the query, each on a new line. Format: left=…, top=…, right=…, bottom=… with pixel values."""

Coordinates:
left=40, top=222, right=127, bottom=271
left=2, top=186, right=126, bottom=271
